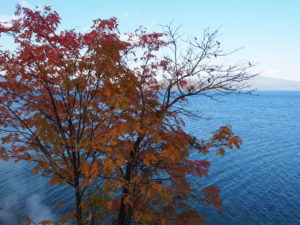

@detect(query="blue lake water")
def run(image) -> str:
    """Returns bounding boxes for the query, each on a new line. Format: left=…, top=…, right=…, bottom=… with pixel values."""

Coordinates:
left=0, top=91, right=299, bottom=224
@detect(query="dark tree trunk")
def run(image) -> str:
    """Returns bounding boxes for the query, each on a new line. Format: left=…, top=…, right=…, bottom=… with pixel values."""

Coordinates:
left=116, top=191, right=127, bottom=225
left=116, top=164, right=132, bottom=225
left=116, top=136, right=142, bottom=225
left=75, top=181, right=83, bottom=225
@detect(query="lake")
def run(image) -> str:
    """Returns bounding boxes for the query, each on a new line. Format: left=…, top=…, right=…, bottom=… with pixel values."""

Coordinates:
left=0, top=91, right=299, bottom=224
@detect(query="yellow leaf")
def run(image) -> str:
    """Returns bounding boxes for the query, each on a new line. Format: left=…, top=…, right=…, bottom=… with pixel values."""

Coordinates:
left=216, top=148, right=225, bottom=155
left=55, top=202, right=63, bottom=208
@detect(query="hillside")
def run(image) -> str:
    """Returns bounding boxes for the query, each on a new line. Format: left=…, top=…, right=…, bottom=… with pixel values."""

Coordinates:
left=248, top=76, right=300, bottom=90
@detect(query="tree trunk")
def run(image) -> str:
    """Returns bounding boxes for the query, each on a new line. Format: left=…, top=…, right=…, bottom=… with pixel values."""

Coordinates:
left=75, top=183, right=83, bottom=225
left=116, top=136, right=142, bottom=225
left=116, top=191, right=127, bottom=225
left=116, top=165, right=132, bottom=225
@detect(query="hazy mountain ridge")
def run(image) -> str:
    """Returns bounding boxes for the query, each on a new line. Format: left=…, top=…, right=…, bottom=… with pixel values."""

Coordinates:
left=159, top=76, right=300, bottom=91
left=247, top=76, right=300, bottom=90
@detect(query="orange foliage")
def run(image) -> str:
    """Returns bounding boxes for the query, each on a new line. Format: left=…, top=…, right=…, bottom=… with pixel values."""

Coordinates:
left=0, top=5, right=253, bottom=225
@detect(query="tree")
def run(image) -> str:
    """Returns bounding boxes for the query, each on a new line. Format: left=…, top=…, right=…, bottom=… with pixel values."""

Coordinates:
left=0, top=5, right=255, bottom=225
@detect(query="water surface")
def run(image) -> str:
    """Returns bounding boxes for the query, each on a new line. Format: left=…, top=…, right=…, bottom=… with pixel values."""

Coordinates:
left=0, top=91, right=299, bottom=224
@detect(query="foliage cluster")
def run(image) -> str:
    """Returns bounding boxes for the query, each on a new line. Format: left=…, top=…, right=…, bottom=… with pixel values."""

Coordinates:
left=0, top=5, right=254, bottom=225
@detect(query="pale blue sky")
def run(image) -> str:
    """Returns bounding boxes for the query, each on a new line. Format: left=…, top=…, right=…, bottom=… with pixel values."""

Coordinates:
left=1, top=0, right=299, bottom=81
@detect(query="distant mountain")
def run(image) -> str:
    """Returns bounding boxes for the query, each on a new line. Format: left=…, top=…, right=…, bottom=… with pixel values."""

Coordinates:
left=247, top=76, right=300, bottom=90
left=158, top=75, right=300, bottom=91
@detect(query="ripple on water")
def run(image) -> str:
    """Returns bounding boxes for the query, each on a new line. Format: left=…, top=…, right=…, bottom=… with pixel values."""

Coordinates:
left=0, top=91, right=300, bottom=224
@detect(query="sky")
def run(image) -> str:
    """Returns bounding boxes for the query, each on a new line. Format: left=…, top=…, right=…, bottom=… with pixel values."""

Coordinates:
left=0, top=0, right=299, bottom=81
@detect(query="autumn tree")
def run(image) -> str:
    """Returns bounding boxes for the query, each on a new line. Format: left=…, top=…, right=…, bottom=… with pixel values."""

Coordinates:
left=0, top=6, right=128, bottom=224
left=0, top=5, right=255, bottom=225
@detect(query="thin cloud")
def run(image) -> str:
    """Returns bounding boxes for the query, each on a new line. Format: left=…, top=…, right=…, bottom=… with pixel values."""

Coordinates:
left=0, top=14, right=17, bottom=23
left=265, top=69, right=281, bottom=74
left=19, top=0, right=33, bottom=9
